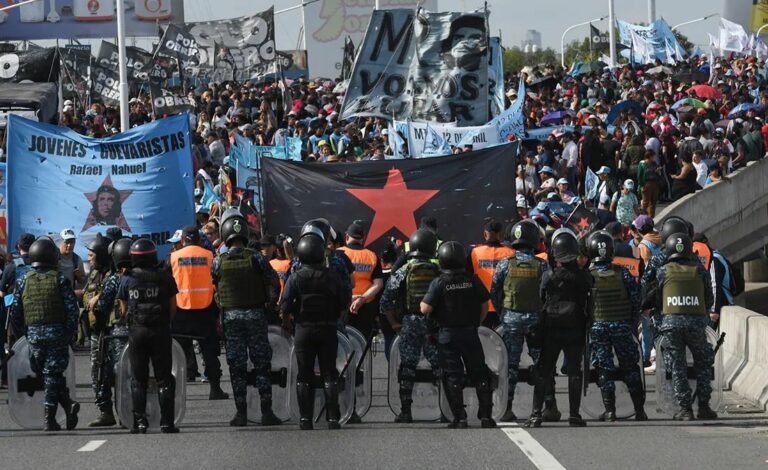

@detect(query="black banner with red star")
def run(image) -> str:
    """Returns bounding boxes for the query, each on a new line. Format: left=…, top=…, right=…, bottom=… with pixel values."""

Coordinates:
left=262, top=143, right=519, bottom=253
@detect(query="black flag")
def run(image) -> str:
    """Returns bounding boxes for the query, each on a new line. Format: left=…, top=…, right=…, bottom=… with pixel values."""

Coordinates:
left=590, top=24, right=609, bottom=52
left=262, top=144, right=519, bottom=252
left=341, top=36, right=355, bottom=80
left=0, top=48, right=59, bottom=83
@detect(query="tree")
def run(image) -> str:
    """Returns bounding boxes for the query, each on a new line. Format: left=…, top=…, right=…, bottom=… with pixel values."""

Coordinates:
left=672, top=30, right=693, bottom=53
left=503, top=46, right=559, bottom=75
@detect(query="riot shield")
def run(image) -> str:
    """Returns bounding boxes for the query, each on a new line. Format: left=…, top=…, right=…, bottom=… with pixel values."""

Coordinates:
left=247, top=325, right=293, bottom=423
left=115, top=338, right=186, bottom=429
left=387, top=334, right=441, bottom=421
left=287, top=330, right=355, bottom=425
left=494, top=326, right=538, bottom=418
left=346, top=326, right=373, bottom=418
left=655, top=326, right=723, bottom=416
left=7, top=337, right=76, bottom=429
left=438, top=326, right=509, bottom=423
left=581, top=335, right=642, bottom=419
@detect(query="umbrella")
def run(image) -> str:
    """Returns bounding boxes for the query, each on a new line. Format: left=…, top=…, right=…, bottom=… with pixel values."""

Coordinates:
left=715, top=119, right=731, bottom=130
left=573, top=60, right=607, bottom=76
left=646, top=65, right=674, bottom=75
left=606, top=100, right=642, bottom=124
left=727, top=103, right=763, bottom=119
left=541, top=110, right=574, bottom=125
left=528, top=75, right=558, bottom=91
left=671, top=98, right=705, bottom=110
left=687, top=84, right=722, bottom=100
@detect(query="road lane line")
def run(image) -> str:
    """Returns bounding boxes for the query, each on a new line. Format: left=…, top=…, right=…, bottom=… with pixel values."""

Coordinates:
left=500, top=425, right=566, bottom=470
left=77, top=440, right=107, bottom=452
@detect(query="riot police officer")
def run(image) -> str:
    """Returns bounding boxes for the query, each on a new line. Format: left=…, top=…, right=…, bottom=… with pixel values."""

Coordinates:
left=280, top=233, right=347, bottom=430
left=524, top=230, right=592, bottom=428
left=586, top=231, right=647, bottom=422
left=490, top=220, right=550, bottom=422
left=649, top=233, right=716, bottom=421
left=212, top=215, right=281, bottom=427
left=421, top=241, right=496, bottom=429
left=381, top=229, right=441, bottom=423
left=117, top=238, right=180, bottom=434
left=10, top=237, right=80, bottom=431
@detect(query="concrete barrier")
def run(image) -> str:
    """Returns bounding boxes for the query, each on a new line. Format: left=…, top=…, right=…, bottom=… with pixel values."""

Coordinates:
left=720, top=306, right=761, bottom=389
left=729, top=314, right=768, bottom=409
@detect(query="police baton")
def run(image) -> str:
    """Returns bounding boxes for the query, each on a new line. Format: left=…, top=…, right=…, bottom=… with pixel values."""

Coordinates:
left=355, top=332, right=376, bottom=379
left=315, top=350, right=356, bottom=423
left=692, top=332, right=726, bottom=405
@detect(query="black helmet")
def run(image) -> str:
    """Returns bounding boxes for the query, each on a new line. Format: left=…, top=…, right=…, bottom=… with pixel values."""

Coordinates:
left=111, top=238, right=133, bottom=270
left=296, top=234, right=325, bottom=265
left=660, top=216, right=692, bottom=242
left=510, top=220, right=541, bottom=251
left=437, top=241, right=466, bottom=273
left=551, top=229, right=579, bottom=263
left=587, top=230, right=614, bottom=263
left=665, top=232, right=693, bottom=262
left=301, top=218, right=335, bottom=243
left=29, top=237, right=59, bottom=268
left=221, top=215, right=249, bottom=247
left=408, top=229, right=438, bottom=259
left=87, top=233, right=110, bottom=268
left=130, top=238, right=158, bottom=268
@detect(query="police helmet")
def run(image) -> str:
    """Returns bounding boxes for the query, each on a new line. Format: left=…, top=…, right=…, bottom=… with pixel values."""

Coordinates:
left=509, top=220, right=541, bottom=251
left=220, top=207, right=244, bottom=227
left=296, top=234, right=325, bottom=265
left=221, top=215, right=249, bottom=247
left=551, top=230, right=579, bottom=263
left=586, top=230, right=615, bottom=263
left=301, top=218, right=336, bottom=243
left=29, top=237, right=59, bottom=268
left=111, top=238, right=133, bottom=270
left=664, top=232, right=693, bottom=262
left=660, top=216, right=693, bottom=242
left=408, top=229, right=438, bottom=259
left=87, top=233, right=110, bottom=268
left=130, top=238, right=158, bottom=268
left=437, top=241, right=466, bottom=273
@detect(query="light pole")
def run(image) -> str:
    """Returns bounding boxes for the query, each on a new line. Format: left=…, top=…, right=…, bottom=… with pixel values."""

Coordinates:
left=672, top=13, right=719, bottom=31
left=561, top=15, right=608, bottom=69
left=608, top=0, right=616, bottom=68
left=116, top=0, right=129, bottom=132
left=647, top=0, right=655, bottom=24
left=756, top=23, right=768, bottom=37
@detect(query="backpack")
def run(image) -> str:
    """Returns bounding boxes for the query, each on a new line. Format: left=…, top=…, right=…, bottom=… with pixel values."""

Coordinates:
left=404, top=260, right=440, bottom=315
left=713, top=251, right=744, bottom=297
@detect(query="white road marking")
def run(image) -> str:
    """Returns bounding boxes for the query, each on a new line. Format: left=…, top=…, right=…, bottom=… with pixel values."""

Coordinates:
left=77, top=440, right=107, bottom=452
left=500, top=424, right=566, bottom=470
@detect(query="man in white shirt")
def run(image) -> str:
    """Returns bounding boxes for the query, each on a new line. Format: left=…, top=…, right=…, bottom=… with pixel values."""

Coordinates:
left=692, top=150, right=709, bottom=188
left=560, top=132, right=578, bottom=187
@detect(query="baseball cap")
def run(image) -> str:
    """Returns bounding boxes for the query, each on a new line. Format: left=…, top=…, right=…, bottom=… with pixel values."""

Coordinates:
left=623, top=179, right=635, bottom=190
left=60, top=228, right=76, bottom=241
left=346, top=221, right=365, bottom=239
left=318, top=140, right=329, bottom=147
left=595, top=166, right=611, bottom=175
left=599, top=193, right=611, bottom=205
left=538, top=166, right=555, bottom=175
left=516, top=194, right=529, bottom=209
left=632, top=214, right=655, bottom=233
left=182, top=225, right=201, bottom=243
left=557, top=178, right=569, bottom=186
left=166, top=229, right=183, bottom=244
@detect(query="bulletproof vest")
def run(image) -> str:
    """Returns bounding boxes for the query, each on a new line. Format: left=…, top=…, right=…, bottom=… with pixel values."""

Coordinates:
left=436, top=272, right=480, bottom=328
left=21, top=270, right=66, bottom=326
left=405, top=260, right=440, bottom=315
left=295, top=266, right=339, bottom=324
left=590, top=267, right=632, bottom=322
left=502, top=258, right=544, bottom=312
left=83, top=269, right=106, bottom=329
left=217, top=250, right=266, bottom=309
left=662, top=263, right=706, bottom=315
left=126, top=268, right=166, bottom=327
left=542, top=267, right=581, bottom=328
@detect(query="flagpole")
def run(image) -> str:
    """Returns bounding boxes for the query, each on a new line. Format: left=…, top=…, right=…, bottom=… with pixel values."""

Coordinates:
left=608, top=0, right=616, bottom=69
left=560, top=16, right=607, bottom=69
left=116, top=0, right=130, bottom=132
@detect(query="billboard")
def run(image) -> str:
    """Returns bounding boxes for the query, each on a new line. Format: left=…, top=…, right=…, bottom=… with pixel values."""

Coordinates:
left=0, top=0, right=184, bottom=40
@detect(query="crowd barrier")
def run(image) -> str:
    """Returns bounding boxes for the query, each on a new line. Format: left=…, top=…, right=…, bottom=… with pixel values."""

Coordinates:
left=720, top=306, right=768, bottom=409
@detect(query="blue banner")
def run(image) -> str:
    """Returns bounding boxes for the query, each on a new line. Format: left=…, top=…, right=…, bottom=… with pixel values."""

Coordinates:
left=617, top=19, right=685, bottom=64
left=236, top=159, right=262, bottom=212
left=7, top=113, right=194, bottom=260
left=0, top=162, right=6, bottom=250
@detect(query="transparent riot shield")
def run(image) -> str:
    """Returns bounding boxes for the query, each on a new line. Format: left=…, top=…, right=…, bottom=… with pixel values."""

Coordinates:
left=387, top=334, right=441, bottom=421
left=288, top=330, right=355, bottom=425
left=115, top=338, right=186, bottom=429
left=7, top=337, right=76, bottom=429
left=346, top=326, right=373, bottom=418
left=247, top=325, right=293, bottom=423
left=438, top=326, right=509, bottom=423
left=581, top=335, right=642, bottom=419
left=655, top=326, right=723, bottom=416
left=494, top=326, right=537, bottom=418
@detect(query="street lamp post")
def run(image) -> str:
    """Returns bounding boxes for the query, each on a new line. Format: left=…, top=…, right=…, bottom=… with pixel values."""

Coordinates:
left=116, top=0, right=129, bottom=132
left=671, top=13, right=719, bottom=31
left=561, top=15, right=608, bottom=69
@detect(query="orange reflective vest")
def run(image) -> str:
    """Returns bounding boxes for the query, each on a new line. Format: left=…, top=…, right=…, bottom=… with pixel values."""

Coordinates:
left=613, top=257, right=641, bottom=282
left=692, top=242, right=712, bottom=271
left=471, top=244, right=514, bottom=312
left=171, top=245, right=214, bottom=310
left=339, top=246, right=378, bottom=303
left=270, top=258, right=291, bottom=294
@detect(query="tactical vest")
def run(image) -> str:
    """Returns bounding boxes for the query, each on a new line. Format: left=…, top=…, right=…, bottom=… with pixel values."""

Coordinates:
left=662, top=263, right=707, bottom=315
left=126, top=269, right=166, bottom=327
left=436, top=272, right=481, bottom=328
left=542, top=267, right=580, bottom=328
left=21, top=270, right=65, bottom=326
left=502, top=258, right=544, bottom=312
left=590, top=267, right=632, bottom=322
left=217, top=250, right=266, bottom=309
left=405, top=260, right=440, bottom=315
left=83, top=269, right=106, bottom=329
left=295, top=266, right=339, bottom=324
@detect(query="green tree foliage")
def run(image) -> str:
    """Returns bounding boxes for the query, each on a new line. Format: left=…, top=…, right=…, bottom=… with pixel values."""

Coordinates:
left=503, top=46, right=558, bottom=75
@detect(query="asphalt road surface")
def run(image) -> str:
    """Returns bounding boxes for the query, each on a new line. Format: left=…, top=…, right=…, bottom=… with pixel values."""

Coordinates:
left=0, top=338, right=766, bottom=470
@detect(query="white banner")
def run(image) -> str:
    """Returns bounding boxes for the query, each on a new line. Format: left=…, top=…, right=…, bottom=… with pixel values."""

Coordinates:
left=397, top=120, right=500, bottom=157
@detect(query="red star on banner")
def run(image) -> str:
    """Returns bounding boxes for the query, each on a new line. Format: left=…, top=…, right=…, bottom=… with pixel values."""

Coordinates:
left=235, top=189, right=246, bottom=201
left=346, top=168, right=439, bottom=245
left=577, top=217, right=591, bottom=230
left=82, top=175, right=133, bottom=232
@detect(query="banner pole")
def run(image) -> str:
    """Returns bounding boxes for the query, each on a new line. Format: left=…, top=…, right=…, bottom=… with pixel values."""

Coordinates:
left=116, top=0, right=130, bottom=132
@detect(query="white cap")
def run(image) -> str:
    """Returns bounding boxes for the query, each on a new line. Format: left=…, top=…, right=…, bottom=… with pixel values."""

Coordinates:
left=60, top=228, right=76, bottom=241
left=599, top=193, right=611, bottom=205
left=623, top=179, right=635, bottom=190
left=516, top=194, right=528, bottom=208
left=557, top=178, right=569, bottom=186
left=596, top=166, right=611, bottom=175
left=166, top=229, right=183, bottom=244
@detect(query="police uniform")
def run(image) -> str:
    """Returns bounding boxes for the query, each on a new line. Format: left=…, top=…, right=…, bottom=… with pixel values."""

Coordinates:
left=339, top=241, right=383, bottom=340
left=83, top=265, right=112, bottom=418
left=468, top=240, right=513, bottom=329
left=289, top=250, right=354, bottom=311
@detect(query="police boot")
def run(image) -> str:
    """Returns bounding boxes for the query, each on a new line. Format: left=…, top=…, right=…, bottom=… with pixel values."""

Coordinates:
left=598, top=389, right=617, bottom=422
left=567, top=376, right=587, bottom=427
left=88, top=405, right=116, bottom=427
left=229, top=402, right=248, bottom=427
left=159, top=386, right=180, bottom=433
left=630, top=390, right=648, bottom=421
left=395, top=391, right=413, bottom=424
left=500, top=399, right=517, bottom=422
left=697, top=403, right=718, bottom=420
left=348, top=410, right=362, bottom=424
left=445, top=383, right=468, bottom=429
left=541, top=398, right=561, bottom=422
left=673, top=406, right=695, bottom=421
left=130, top=381, right=148, bottom=433
left=208, top=379, right=229, bottom=400
left=297, top=382, right=314, bottom=430
left=476, top=380, right=496, bottom=429
left=323, top=380, right=341, bottom=430
left=59, top=387, right=80, bottom=430
left=260, top=397, right=282, bottom=426
left=43, top=404, right=61, bottom=432
left=522, top=411, right=542, bottom=428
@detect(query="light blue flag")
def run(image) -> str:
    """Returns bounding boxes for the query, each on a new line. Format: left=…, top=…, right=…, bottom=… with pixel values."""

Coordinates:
left=456, top=128, right=482, bottom=148
left=493, top=77, right=525, bottom=141
left=234, top=133, right=257, bottom=168
left=585, top=166, right=599, bottom=202
left=7, top=113, right=194, bottom=260
left=200, top=178, right=220, bottom=211
left=422, top=123, right=452, bottom=157
left=236, top=158, right=262, bottom=212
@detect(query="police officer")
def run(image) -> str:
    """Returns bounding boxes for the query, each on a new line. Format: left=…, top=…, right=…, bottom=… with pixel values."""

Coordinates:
left=88, top=237, right=132, bottom=427
left=648, top=233, right=717, bottom=421
left=0, top=233, right=35, bottom=386
left=339, top=221, right=384, bottom=340
left=170, top=226, right=228, bottom=400
left=10, top=237, right=80, bottom=431
left=421, top=241, right=496, bottom=429
left=381, top=229, right=441, bottom=423
left=280, top=233, right=347, bottom=430
left=524, top=230, right=592, bottom=428
left=392, top=216, right=442, bottom=271
left=490, top=220, right=550, bottom=422
left=212, top=215, right=281, bottom=427
left=586, top=231, right=647, bottom=422
left=117, top=238, right=180, bottom=433
left=468, top=220, right=513, bottom=329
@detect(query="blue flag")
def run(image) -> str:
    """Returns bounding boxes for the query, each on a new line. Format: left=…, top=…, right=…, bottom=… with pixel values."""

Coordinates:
left=7, top=113, right=194, bottom=260
left=493, top=77, right=525, bottom=141
left=422, top=123, right=452, bottom=157
left=585, top=166, right=599, bottom=201
left=200, top=178, right=220, bottom=211
left=236, top=159, right=262, bottom=212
